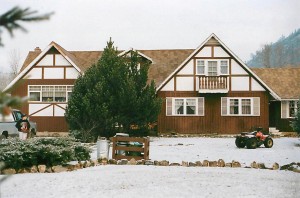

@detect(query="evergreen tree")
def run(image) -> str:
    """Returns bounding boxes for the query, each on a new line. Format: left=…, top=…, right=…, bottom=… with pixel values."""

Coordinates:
left=0, top=6, right=53, bottom=46
left=66, top=39, right=162, bottom=141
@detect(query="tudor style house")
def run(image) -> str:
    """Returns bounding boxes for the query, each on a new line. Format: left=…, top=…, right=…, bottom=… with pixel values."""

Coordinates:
left=4, top=34, right=299, bottom=135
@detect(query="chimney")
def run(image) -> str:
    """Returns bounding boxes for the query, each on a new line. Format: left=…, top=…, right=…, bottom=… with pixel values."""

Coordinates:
left=34, top=47, right=41, bottom=52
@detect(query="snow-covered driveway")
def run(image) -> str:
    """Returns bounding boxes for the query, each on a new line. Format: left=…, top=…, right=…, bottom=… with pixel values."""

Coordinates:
left=1, top=137, right=299, bottom=198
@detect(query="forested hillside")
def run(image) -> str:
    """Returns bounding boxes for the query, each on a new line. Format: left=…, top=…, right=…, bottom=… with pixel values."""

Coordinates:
left=247, top=29, right=300, bottom=68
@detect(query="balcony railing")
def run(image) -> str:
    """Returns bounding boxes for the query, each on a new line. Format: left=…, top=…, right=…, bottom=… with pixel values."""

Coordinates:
left=198, top=76, right=228, bottom=93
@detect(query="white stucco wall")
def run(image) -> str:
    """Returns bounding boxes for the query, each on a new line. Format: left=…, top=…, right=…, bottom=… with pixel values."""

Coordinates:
left=36, top=54, right=53, bottom=66
left=195, top=47, right=211, bottom=57
left=231, top=77, right=249, bottom=91
left=25, top=68, right=42, bottom=79
left=178, top=60, right=193, bottom=75
left=231, top=60, right=248, bottom=75
left=55, top=54, right=71, bottom=66
left=251, top=77, right=265, bottom=91
left=161, top=78, right=175, bottom=91
left=44, top=68, right=64, bottom=79
left=176, top=77, right=194, bottom=91
left=213, top=46, right=230, bottom=57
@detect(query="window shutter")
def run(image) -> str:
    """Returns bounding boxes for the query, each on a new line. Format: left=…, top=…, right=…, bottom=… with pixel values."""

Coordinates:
left=197, top=97, right=204, bottom=116
left=281, top=101, right=288, bottom=118
left=166, top=98, right=172, bottom=116
left=253, top=97, right=260, bottom=116
left=221, top=97, right=227, bottom=116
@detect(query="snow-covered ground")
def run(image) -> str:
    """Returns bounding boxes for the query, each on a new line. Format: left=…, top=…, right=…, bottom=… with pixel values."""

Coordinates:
left=1, top=137, right=300, bottom=198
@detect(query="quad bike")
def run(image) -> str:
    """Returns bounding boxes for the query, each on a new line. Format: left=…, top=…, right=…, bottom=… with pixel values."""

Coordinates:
left=235, top=131, right=273, bottom=149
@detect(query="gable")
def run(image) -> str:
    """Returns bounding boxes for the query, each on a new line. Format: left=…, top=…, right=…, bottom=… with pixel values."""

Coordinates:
left=4, top=42, right=82, bottom=91
left=156, top=33, right=279, bottom=99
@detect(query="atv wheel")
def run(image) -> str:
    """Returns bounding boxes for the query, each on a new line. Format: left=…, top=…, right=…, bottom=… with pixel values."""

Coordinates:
left=264, top=137, right=273, bottom=148
left=235, top=137, right=246, bottom=148
left=246, top=138, right=257, bottom=149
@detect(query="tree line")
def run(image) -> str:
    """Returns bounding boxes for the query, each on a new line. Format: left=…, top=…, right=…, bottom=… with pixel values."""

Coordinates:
left=247, top=29, right=300, bottom=68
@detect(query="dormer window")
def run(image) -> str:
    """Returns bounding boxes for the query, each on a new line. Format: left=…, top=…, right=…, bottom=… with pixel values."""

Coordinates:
left=196, top=59, right=229, bottom=76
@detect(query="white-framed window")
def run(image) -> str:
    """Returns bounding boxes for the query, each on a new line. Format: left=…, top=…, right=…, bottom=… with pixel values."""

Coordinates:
left=221, top=97, right=260, bottom=116
left=28, top=85, right=73, bottom=102
left=166, top=97, right=204, bottom=116
left=196, top=59, right=229, bottom=76
left=196, top=60, right=205, bottom=74
left=281, top=100, right=298, bottom=118
left=220, top=60, right=229, bottom=74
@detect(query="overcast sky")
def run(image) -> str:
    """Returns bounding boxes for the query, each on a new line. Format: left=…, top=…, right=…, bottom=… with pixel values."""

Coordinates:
left=0, top=0, right=299, bottom=72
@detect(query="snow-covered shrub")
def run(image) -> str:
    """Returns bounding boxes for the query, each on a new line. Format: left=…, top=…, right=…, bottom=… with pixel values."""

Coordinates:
left=0, top=137, right=91, bottom=169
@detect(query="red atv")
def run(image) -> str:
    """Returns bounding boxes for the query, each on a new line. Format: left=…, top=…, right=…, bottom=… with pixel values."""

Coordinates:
left=235, top=131, right=274, bottom=149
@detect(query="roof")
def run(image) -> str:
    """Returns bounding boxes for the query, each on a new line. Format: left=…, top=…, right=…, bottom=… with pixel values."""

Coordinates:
left=18, top=47, right=193, bottom=89
left=251, top=67, right=300, bottom=99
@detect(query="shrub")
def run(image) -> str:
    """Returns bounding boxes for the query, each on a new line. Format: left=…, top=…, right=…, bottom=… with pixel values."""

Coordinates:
left=0, top=137, right=91, bottom=169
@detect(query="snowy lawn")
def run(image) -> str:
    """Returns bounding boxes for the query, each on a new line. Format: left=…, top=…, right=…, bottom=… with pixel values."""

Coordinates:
left=1, top=137, right=300, bottom=198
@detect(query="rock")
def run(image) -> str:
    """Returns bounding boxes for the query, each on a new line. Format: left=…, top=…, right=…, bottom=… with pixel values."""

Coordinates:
left=90, top=160, right=99, bottom=166
left=129, top=158, right=137, bottom=165
left=137, top=160, right=144, bottom=165
left=29, top=165, right=38, bottom=173
left=38, top=165, right=46, bottom=173
left=2, top=168, right=16, bottom=175
left=195, top=161, right=202, bottom=167
left=189, top=162, right=197, bottom=167
left=182, top=161, right=189, bottom=167
left=52, top=165, right=68, bottom=173
left=225, top=163, right=232, bottom=167
left=257, top=163, right=266, bottom=169
left=169, top=163, right=181, bottom=166
left=158, top=160, right=169, bottom=166
left=251, top=161, right=258, bottom=169
left=46, top=167, right=53, bottom=173
left=218, top=159, right=225, bottom=167
left=202, top=160, right=209, bottom=167
left=84, top=161, right=91, bottom=168
left=18, top=168, right=30, bottom=174
left=145, top=160, right=154, bottom=166
left=117, top=159, right=128, bottom=165
left=209, top=161, right=218, bottom=167
left=108, top=159, right=117, bottom=165
left=154, top=160, right=159, bottom=166
left=98, top=158, right=108, bottom=165
left=232, top=161, right=241, bottom=168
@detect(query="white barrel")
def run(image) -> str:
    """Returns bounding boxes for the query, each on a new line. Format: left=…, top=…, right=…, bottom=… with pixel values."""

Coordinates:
left=97, top=138, right=110, bottom=159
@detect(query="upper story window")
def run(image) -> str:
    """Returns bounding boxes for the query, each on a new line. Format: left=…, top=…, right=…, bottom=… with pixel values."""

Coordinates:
left=196, top=59, right=229, bottom=76
left=28, top=85, right=73, bottom=102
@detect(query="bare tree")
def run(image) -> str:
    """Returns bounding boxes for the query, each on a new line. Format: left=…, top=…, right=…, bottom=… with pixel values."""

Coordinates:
left=8, top=49, right=21, bottom=77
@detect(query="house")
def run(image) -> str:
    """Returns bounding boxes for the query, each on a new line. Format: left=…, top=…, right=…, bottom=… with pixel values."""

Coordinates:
left=4, top=34, right=298, bottom=134
left=251, top=67, right=300, bottom=132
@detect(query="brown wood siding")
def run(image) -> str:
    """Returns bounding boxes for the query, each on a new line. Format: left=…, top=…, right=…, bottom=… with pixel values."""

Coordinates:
left=30, top=117, right=68, bottom=132
left=269, top=101, right=294, bottom=132
left=157, top=91, right=270, bottom=134
left=11, top=79, right=76, bottom=133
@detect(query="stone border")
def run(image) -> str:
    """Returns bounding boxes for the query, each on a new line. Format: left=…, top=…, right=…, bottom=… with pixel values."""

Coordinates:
left=1, top=158, right=299, bottom=175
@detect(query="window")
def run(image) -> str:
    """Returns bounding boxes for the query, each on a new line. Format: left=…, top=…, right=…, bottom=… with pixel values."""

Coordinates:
left=196, top=60, right=205, bottom=74
left=220, top=60, right=229, bottom=74
left=166, top=97, right=204, bottom=116
left=29, top=86, right=41, bottom=101
left=222, top=97, right=260, bottom=116
left=208, top=61, right=218, bottom=76
left=229, top=99, right=239, bottom=115
left=196, top=59, right=229, bottom=76
left=282, top=100, right=298, bottom=118
left=28, top=85, right=73, bottom=102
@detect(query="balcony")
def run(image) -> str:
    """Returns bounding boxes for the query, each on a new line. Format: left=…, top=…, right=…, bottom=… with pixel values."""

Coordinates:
left=198, top=76, right=229, bottom=93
